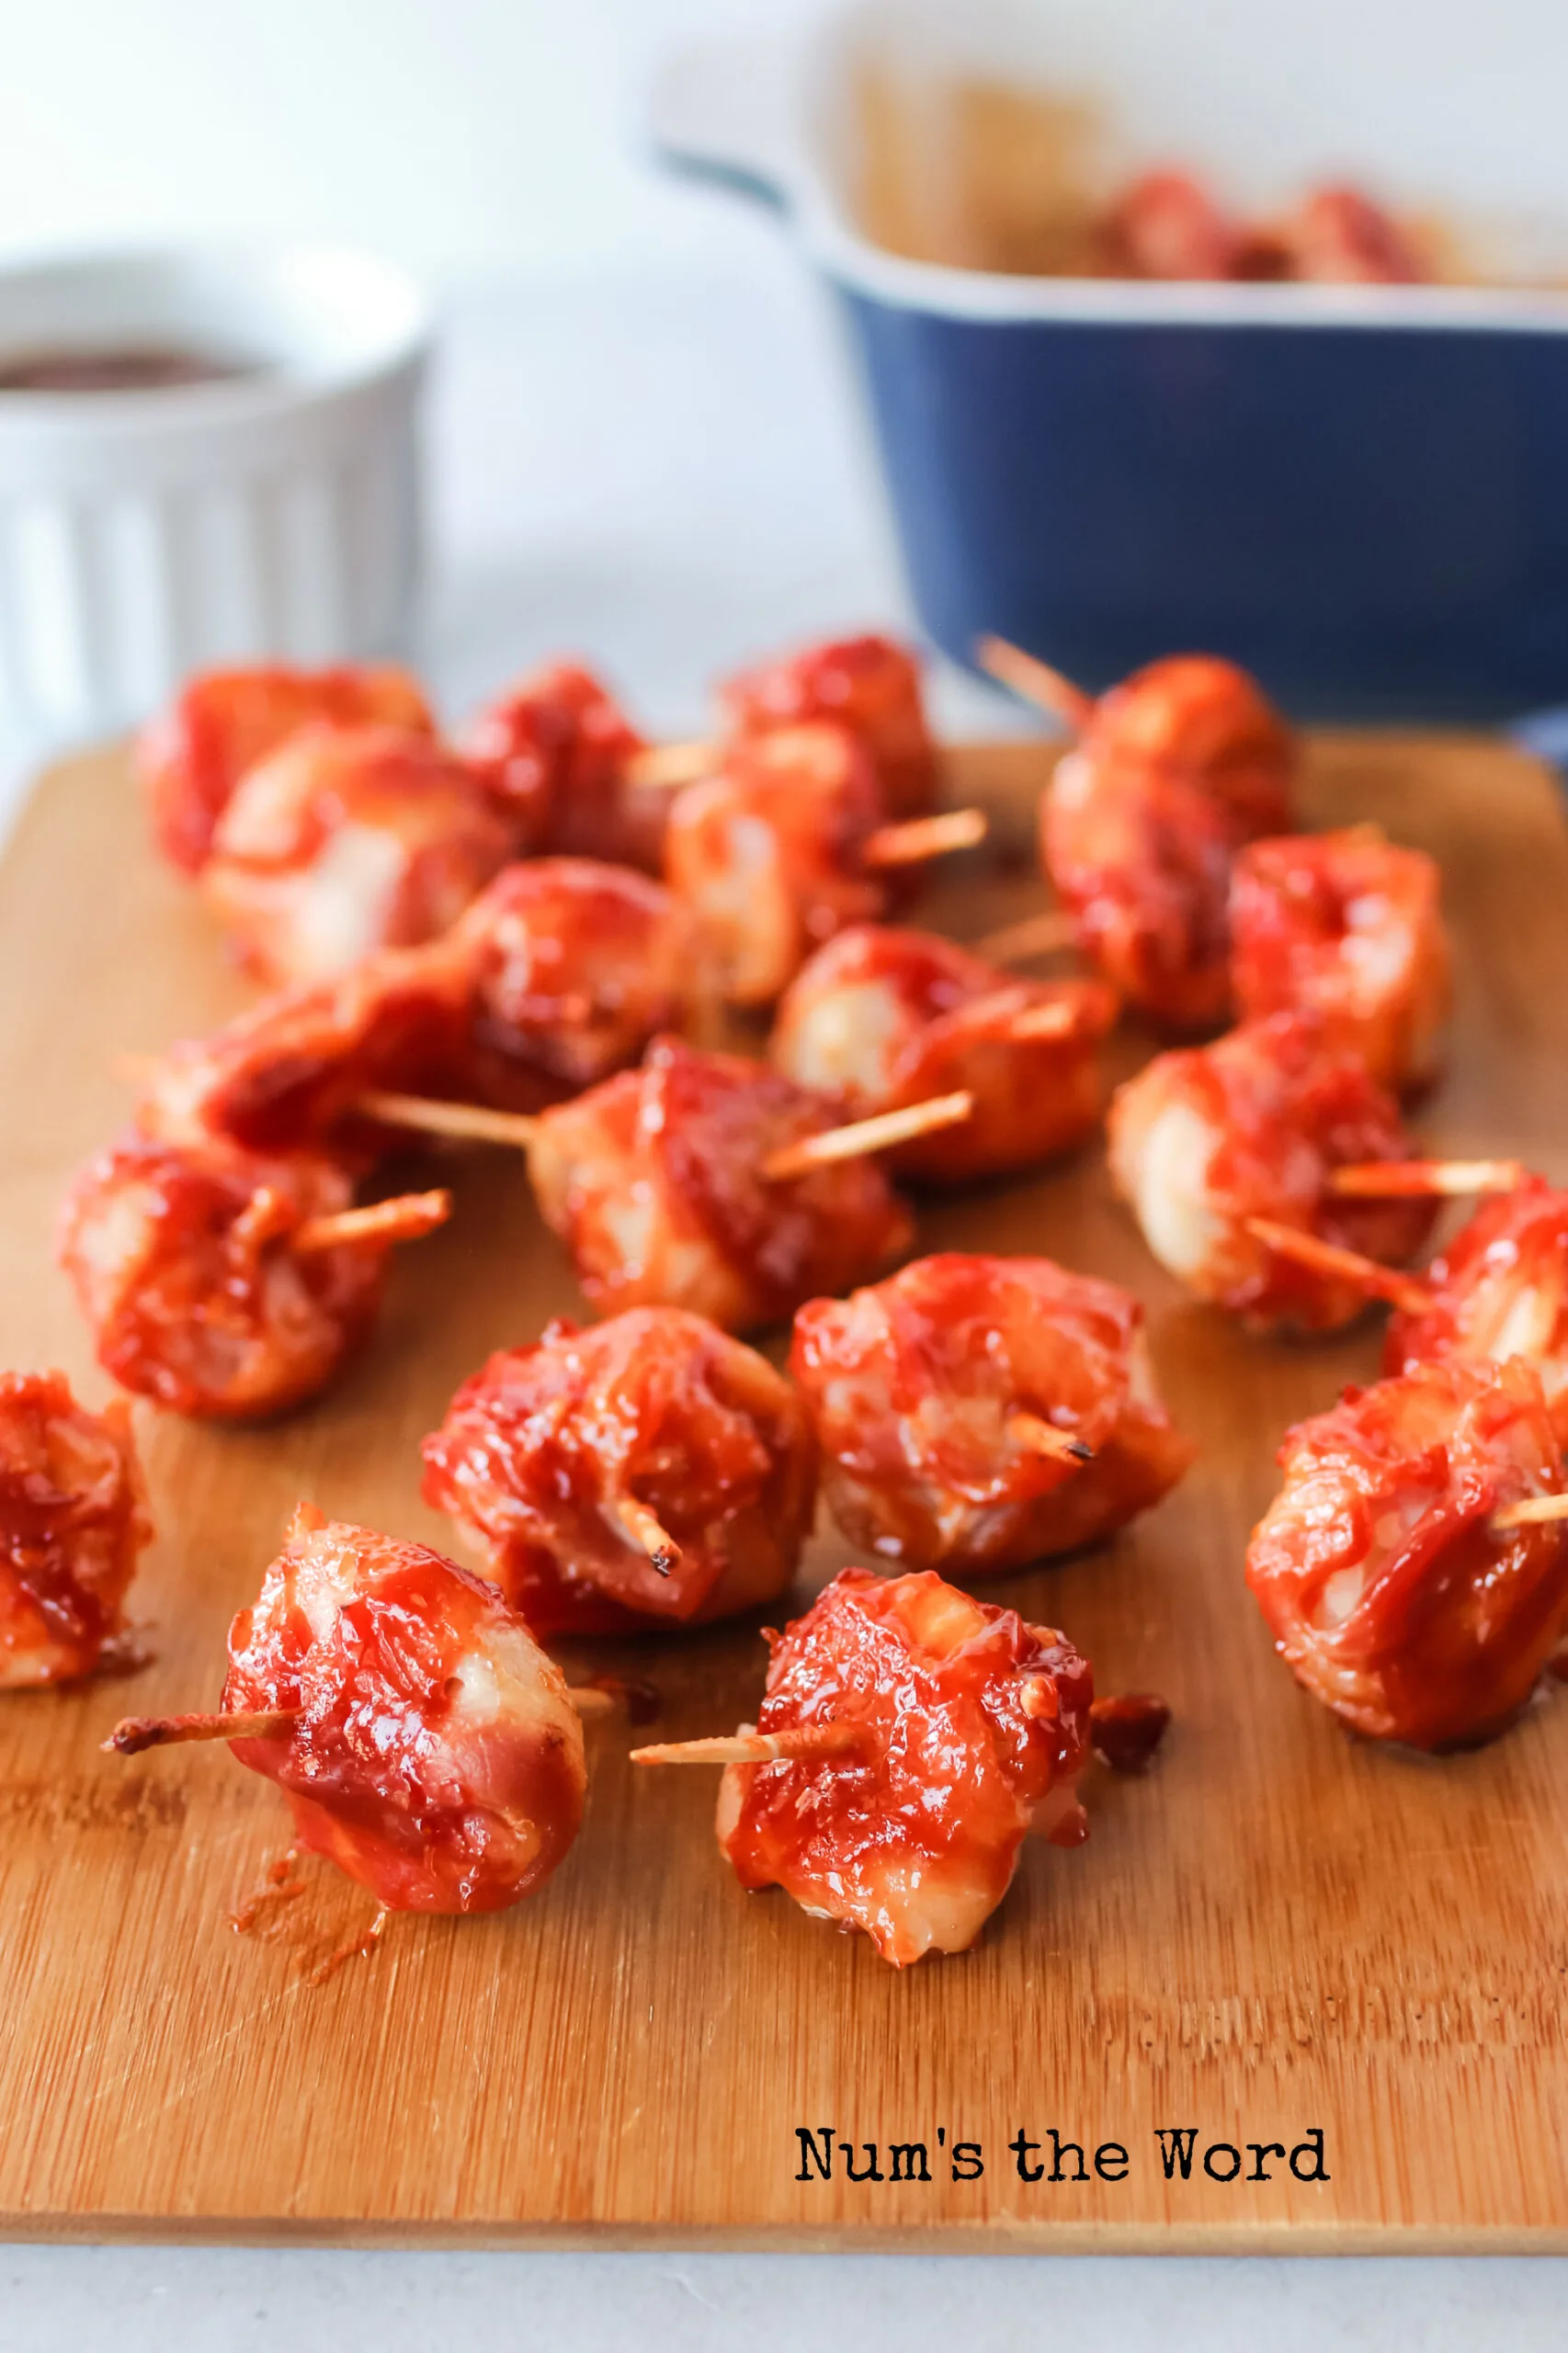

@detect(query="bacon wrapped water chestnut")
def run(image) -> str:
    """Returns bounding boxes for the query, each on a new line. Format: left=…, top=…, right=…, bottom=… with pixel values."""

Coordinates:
left=527, top=1037, right=917, bottom=1334
left=139, top=662, right=435, bottom=877
left=1384, top=1179, right=1568, bottom=1438
left=1245, top=1358, right=1568, bottom=1750
left=717, top=631, right=938, bottom=820
left=1230, top=827, right=1452, bottom=1096
left=109, top=1507, right=588, bottom=1915
left=422, top=1308, right=816, bottom=1636
left=790, top=1254, right=1192, bottom=1574
left=458, top=659, right=670, bottom=870
left=202, top=723, right=516, bottom=987
left=634, top=1565, right=1095, bottom=1966
left=1107, top=1011, right=1435, bottom=1333
left=59, top=1133, right=447, bottom=1419
left=771, top=924, right=1116, bottom=1183
left=0, top=1371, right=152, bottom=1689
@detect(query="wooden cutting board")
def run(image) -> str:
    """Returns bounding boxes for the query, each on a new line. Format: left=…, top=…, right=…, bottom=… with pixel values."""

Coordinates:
left=3, top=733, right=1568, bottom=2252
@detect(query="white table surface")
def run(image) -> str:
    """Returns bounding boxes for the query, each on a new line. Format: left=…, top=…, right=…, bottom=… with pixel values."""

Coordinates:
left=3, top=243, right=1563, bottom=2347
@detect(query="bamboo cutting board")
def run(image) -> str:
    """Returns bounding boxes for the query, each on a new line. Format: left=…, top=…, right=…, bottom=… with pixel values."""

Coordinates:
left=2, top=733, right=1568, bottom=2251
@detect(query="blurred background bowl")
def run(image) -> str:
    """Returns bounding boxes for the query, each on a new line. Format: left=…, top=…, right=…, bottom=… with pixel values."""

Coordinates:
left=0, top=243, right=429, bottom=751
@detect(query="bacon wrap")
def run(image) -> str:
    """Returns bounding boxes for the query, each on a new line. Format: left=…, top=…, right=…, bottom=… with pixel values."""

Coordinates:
left=59, top=1135, right=389, bottom=1419
left=717, top=1567, right=1094, bottom=1966
left=718, top=632, right=937, bottom=819
left=771, top=924, right=1115, bottom=1183
left=1385, top=1181, right=1568, bottom=1438
left=1245, top=1358, right=1568, bottom=1749
left=1079, top=654, right=1297, bottom=842
left=1107, top=1011, right=1436, bottom=1332
left=790, top=1253, right=1192, bottom=1575
left=528, top=1036, right=914, bottom=1335
left=202, top=723, right=516, bottom=987
left=0, top=1372, right=151, bottom=1688
left=1267, top=186, right=1429, bottom=285
left=422, top=1308, right=816, bottom=1636
left=223, top=1508, right=585, bottom=1913
left=1230, top=828, right=1451, bottom=1095
left=138, top=664, right=434, bottom=877
left=664, top=723, right=887, bottom=1007
left=1096, top=170, right=1244, bottom=280
left=459, top=660, right=665, bottom=870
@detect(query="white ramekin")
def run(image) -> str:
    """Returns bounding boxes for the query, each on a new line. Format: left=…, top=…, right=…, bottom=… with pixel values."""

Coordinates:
left=0, top=244, right=432, bottom=749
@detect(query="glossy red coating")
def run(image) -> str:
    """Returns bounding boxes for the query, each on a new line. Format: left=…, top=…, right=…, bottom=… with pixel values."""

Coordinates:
left=1246, top=1358, right=1568, bottom=1748
left=138, top=664, right=434, bottom=877
left=790, top=1252, right=1193, bottom=1574
left=223, top=1507, right=585, bottom=1912
left=0, top=1370, right=151, bottom=1688
left=1231, top=828, right=1452, bottom=1094
left=716, top=1566, right=1094, bottom=1966
left=718, top=631, right=937, bottom=819
left=459, top=660, right=664, bottom=870
left=422, top=1307, right=816, bottom=1636
left=528, top=1036, right=914, bottom=1335
left=1385, top=1180, right=1568, bottom=1438
left=59, top=1135, right=389, bottom=1419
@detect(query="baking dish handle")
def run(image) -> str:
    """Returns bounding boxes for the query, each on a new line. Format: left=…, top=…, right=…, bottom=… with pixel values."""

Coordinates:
left=646, top=36, right=805, bottom=212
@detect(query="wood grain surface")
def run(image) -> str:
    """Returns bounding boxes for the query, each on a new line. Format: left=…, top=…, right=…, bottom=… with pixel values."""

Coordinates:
left=2, top=733, right=1567, bottom=2250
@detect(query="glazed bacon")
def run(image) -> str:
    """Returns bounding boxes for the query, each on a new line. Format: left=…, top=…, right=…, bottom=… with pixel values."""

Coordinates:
left=203, top=723, right=516, bottom=987
left=58, top=1134, right=412, bottom=1419
left=1075, top=654, right=1297, bottom=843
left=1246, top=1358, right=1568, bottom=1748
left=790, top=1254, right=1193, bottom=1574
left=664, top=723, right=887, bottom=1007
left=1385, top=1180, right=1568, bottom=1438
left=1264, top=185, right=1429, bottom=286
left=718, top=631, right=938, bottom=820
left=770, top=926, right=1116, bottom=1184
left=459, top=659, right=668, bottom=870
left=422, top=1308, right=816, bottom=1637
left=713, top=1567, right=1095, bottom=1965
left=1096, top=169, right=1242, bottom=281
left=1231, top=828, right=1452, bottom=1095
left=528, top=1036, right=914, bottom=1335
left=139, top=662, right=434, bottom=877
left=220, top=1507, right=586, bottom=1912
left=0, top=1372, right=151, bottom=1688
left=1107, top=1011, right=1435, bottom=1332
left=1095, top=170, right=1428, bottom=287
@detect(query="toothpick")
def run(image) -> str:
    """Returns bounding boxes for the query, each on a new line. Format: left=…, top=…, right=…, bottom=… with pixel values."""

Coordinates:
left=1326, top=1159, right=1529, bottom=1200
left=860, top=807, right=988, bottom=869
left=291, top=1189, right=451, bottom=1256
left=103, top=1708, right=298, bottom=1756
left=623, top=739, right=721, bottom=790
left=631, top=1722, right=862, bottom=1768
left=1244, top=1217, right=1435, bottom=1316
left=760, top=1089, right=972, bottom=1181
left=1491, top=1494, right=1568, bottom=1533
left=1006, top=1412, right=1095, bottom=1465
left=613, top=1496, right=680, bottom=1578
left=975, top=636, right=1096, bottom=733
left=968, top=909, right=1077, bottom=963
left=356, top=1090, right=539, bottom=1150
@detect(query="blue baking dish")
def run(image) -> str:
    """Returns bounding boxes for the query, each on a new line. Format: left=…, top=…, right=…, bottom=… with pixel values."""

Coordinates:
left=652, top=9, right=1568, bottom=722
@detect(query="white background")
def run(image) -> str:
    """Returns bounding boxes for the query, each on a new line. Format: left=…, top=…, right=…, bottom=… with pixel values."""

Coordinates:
left=4, top=2, right=1567, bottom=2342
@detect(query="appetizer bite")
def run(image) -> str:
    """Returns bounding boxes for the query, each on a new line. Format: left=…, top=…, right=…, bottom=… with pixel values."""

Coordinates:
left=0, top=1371, right=151, bottom=1688
left=1246, top=1359, right=1568, bottom=1749
left=107, top=1508, right=589, bottom=1915
left=1107, top=1012, right=1436, bottom=1332
left=1230, top=827, right=1452, bottom=1095
left=423, top=1308, right=816, bottom=1636
left=139, top=662, right=434, bottom=876
left=633, top=1566, right=1094, bottom=1967
left=1095, top=169, right=1428, bottom=287
left=59, top=1134, right=447, bottom=1419
left=459, top=658, right=669, bottom=871
left=790, top=1254, right=1192, bottom=1574
left=718, top=631, right=938, bottom=819
left=1384, top=1176, right=1568, bottom=1438
left=770, top=925, right=1116, bottom=1184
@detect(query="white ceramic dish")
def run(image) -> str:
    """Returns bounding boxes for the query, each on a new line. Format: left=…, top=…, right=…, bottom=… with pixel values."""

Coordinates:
left=0, top=244, right=431, bottom=748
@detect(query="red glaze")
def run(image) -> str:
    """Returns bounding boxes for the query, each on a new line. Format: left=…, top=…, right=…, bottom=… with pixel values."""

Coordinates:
left=718, top=632, right=937, bottom=819
left=1108, top=1011, right=1435, bottom=1332
left=459, top=660, right=664, bottom=870
left=223, top=1507, right=585, bottom=1912
left=528, top=1036, right=914, bottom=1335
left=1080, top=655, right=1297, bottom=843
left=1269, top=185, right=1428, bottom=285
left=0, top=1372, right=151, bottom=1688
left=790, top=1253, right=1193, bottom=1574
left=717, top=1566, right=1094, bottom=1966
left=452, top=858, right=697, bottom=1105
left=1385, top=1181, right=1568, bottom=1439
left=1089, top=1691, right=1171, bottom=1773
left=422, top=1308, right=816, bottom=1636
left=203, top=724, right=516, bottom=987
left=1245, top=1358, right=1568, bottom=1748
left=772, top=924, right=1115, bottom=1182
left=664, top=723, right=887, bottom=1006
left=1096, top=170, right=1243, bottom=280
left=59, top=1135, right=389, bottom=1419
left=138, top=665, right=434, bottom=877
left=1230, top=829, right=1452, bottom=1094
left=1094, top=171, right=1426, bottom=287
